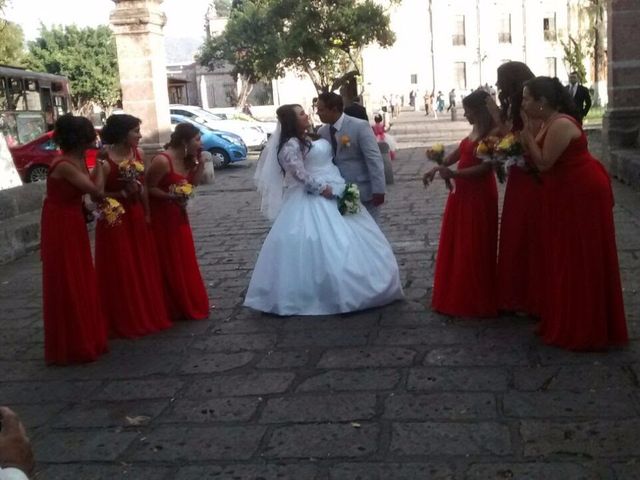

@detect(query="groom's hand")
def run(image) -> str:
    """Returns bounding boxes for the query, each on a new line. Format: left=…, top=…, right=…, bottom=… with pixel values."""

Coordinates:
left=371, top=193, right=385, bottom=206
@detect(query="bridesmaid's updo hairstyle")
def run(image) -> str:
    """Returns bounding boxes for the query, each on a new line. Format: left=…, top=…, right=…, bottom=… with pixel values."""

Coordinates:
left=462, top=89, right=496, bottom=139
left=165, top=122, right=201, bottom=168
left=496, top=61, right=535, bottom=131
left=53, top=114, right=97, bottom=153
left=101, top=114, right=141, bottom=145
left=524, top=76, right=580, bottom=122
left=276, top=104, right=311, bottom=155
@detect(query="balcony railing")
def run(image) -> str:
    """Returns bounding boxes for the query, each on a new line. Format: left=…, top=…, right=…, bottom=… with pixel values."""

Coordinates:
left=498, top=32, right=512, bottom=44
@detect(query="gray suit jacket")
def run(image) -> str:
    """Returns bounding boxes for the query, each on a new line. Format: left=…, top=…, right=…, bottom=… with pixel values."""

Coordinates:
left=318, top=114, right=385, bottom=202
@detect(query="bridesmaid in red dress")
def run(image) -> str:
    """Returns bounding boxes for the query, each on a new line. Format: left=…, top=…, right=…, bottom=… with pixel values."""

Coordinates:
left=492, top=61, right=543, bottom=316
left=520, top=76, right=627, bottom=350
left=95, top=114, right=172, bottom=338
left=146, top=123, right=209, bottom=321
left=423, top=90, right=500, bottom=317
left=41, top=115, right=108, bottom=364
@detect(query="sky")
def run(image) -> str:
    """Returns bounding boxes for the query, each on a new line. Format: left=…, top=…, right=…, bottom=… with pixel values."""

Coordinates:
left=4, top=0, right=213, bottom=41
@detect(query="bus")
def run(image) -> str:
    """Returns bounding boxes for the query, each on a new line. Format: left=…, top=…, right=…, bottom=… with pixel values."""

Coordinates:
left=0, top=65, right=72, bottom=146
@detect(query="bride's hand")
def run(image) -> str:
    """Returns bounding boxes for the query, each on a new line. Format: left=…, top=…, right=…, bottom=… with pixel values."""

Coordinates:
left=320, top=186, right=333, bottom=199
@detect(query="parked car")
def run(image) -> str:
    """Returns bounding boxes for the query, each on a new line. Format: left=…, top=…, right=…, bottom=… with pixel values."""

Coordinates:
left=9, top=130, right=100, bottom=183
left=206, top=108, right=278, bottom=136
left=170, top=114, right=248, bottom=167
left=169, top=105, right=267, bottom=150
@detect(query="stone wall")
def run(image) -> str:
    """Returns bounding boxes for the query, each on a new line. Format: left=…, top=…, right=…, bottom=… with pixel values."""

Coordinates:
left=0, top=182, right=45, bottom=264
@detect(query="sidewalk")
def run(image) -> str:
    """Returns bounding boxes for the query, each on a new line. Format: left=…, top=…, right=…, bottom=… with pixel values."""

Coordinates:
left=0, top=111, right=639, bottom=479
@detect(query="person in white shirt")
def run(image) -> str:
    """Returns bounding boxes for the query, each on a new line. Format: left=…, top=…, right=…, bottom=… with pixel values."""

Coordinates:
left=0, top=408, right=33, bottom=480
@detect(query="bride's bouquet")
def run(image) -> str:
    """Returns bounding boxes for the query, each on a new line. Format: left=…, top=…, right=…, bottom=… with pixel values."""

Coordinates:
left=338, top=182, right=360, bottom=215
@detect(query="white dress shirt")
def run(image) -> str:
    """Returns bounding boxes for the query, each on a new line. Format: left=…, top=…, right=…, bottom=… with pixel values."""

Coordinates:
left=0, top=467, right=29, bottom=480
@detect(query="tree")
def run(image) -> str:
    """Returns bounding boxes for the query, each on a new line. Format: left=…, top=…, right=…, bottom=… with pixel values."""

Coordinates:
left=0, top=20, right=25, bottom=66
left=561, top=35, right=588, bottom=83
left=213, top=0, right=232, bottom=17
left=25, top=25, right=120, bottom=114
left=198, top=0, right=285, bottom=107
left=198, top=0, right=396, bottom=107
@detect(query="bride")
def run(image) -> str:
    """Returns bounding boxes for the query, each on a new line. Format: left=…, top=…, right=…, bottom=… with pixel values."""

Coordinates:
left=243, top=104, right=403, bottom=316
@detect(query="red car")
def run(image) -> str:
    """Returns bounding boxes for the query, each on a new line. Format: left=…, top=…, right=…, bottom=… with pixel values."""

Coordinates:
left=10, top=130, right=100, bottom=183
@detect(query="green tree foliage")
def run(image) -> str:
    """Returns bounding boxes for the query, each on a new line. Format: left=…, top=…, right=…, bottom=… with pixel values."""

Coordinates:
left=198, top=0, right=395, bottom=104
left=25, top=25, right=120, bottom=113
left=213, top=0, right=232, bottom=17
left=0, top=20, right=25, bottom=66
left=561, top=36, right=587, bottom=83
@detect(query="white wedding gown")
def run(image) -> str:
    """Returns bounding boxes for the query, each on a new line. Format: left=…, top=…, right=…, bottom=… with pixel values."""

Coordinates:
left=244, top=138, right=403, bottom=315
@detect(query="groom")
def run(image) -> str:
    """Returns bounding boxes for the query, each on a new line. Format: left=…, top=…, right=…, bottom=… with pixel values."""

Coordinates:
left=316, top=92, right=386, bottom=221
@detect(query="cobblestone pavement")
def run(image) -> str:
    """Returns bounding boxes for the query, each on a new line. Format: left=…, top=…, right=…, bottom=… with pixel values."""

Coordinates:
left=1, top=111, right=640, bottom=479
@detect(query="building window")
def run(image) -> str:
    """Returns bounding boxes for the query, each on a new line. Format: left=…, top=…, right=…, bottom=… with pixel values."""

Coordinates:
left=452, top=15, right=466, bottom=46
left=545, top=57, right=557, bottom=77
left=543, top=13, right=557, bottom=42
left=410, top=74, right=418, bottom=85
left=498, top=14, right=512, bottom=43
left=454, top=62, right=467, bottom=90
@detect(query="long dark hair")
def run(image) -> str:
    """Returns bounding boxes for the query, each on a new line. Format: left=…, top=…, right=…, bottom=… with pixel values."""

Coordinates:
left=101, top=114, right=141, bottom=145
left=276, top=104, right=310, bottom=155
left=497, top=61, right=535, bottom=131
left=463, top=89, right=496, bottom=140
left=165, top=122, right=201, bottom=168
left=524, top=76, right=580, bottom=122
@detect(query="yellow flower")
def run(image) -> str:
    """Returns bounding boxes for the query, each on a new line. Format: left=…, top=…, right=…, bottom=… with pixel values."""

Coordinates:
left=340, top=135, right=351, bottom=147
left=99, top=197, right=125, bottom=226
left=431, top=143, right=444, bottom=153
left=497, top=133, right=516, bottom=151
left=171, top=182, right=194, bottom=198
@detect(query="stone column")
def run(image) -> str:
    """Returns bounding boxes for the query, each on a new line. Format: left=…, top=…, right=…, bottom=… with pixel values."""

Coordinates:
left=603, top=0, right=640, bottom=183
left=110, top=0, right=171, bottom=152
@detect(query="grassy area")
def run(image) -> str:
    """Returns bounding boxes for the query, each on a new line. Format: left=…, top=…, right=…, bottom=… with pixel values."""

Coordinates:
left=584, top=105, right=605, bottom=125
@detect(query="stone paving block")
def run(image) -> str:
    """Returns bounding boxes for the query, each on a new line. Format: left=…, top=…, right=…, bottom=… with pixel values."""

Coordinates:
left=317, top=347, right=416, bottom=368
left=33, top=430, right=139, bottom=462
left=175, top=464, right=320, bottom=480
left=424, top=344, right=530, bottom=366
left=277, top=329, right=369, bottom=348
left=161, top=397, right=261, bottom=423
left=40, top=464, right=173, bottom=480
left=129, top=425, right=266, bottom=461
left=281, top=314, right=380, bottom=331
left=503, top=391, right=637, bottom=418
left=52, top=400, right=168, bottom=428
left=297, top=369, right=401, bottom=392
left=264, top=422, right=379, bottom=458
left=374, top=326, right=477, bottom=345
left=42, top=353, right=179, bottom=380
left=407, top=367, right=508, bottom=392
left=384, top=393, right=497, bottom=420
left=535, top=345, right=636, bottom=366
left=193, top=333, right=277, bottom=352
left=94, top=378, right=184, bottom=401
left=465, top=463, right=599, bottom=480
left=512, top=365, right=636, bottom=391
left=390, top=422, right=512, bottom=456
left=330, top=462, right=456, bottom=480
left=257, top=350, right=310, bottom=369
left=10, top=403, right=66, bottom=431
left=179, top=352, right=254, bottom=374
left=210, top=318, right=280, bottom=334
left=521, top=420, right=640, bottom=457
left=184, top=372, right=295, bottom=398
left=0, top=380, right=101, bottom=403
left=613, top=461, right=640, bottom=479
left=260, top=393, right=377, bottom=423
left=379, top=311, right=446, bottom=327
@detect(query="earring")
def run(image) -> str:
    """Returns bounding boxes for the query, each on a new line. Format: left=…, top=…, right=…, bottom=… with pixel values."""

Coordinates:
left=539, top=106, right=543, bottom=111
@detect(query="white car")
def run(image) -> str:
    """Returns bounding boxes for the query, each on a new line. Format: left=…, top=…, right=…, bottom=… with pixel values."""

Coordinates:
left=206, top=108, right=278, bottom=137
left=169, top=105, right=267, bottom=150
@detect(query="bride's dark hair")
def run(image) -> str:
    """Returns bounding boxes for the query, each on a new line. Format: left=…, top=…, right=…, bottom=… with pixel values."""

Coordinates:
left=276, top=104, right=311, bottom=155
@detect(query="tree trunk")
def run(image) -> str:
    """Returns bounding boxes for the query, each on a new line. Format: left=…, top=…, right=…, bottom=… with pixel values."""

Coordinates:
left=236, top=74, right=254, bottom=108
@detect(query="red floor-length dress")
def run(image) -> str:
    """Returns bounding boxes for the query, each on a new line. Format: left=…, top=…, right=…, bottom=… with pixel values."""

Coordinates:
left=41, top=160, right=108, bottom=364
left=431, top=137, right=499, bottom=317
left=149, top=153, right=210, bottom=320
left=95, top=152, right=172, bottom=338
left=537, top=115, right=627, bottom=350
left=496, top=155, right=543, bottom=316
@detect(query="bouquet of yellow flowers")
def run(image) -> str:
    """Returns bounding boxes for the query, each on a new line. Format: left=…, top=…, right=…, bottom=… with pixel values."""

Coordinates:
left=118, top=159, right=145, bottom=181
left=170, top=182, right=195, bottom=198
left=476, top=136, right=508, bottom=183
left=495, top=132, right=525, bottom=168
left=426, top=143, right=445, bottom=164
left=338, top=182, right=360, bottom=215
left=97, top=197, right=125, bottom=226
